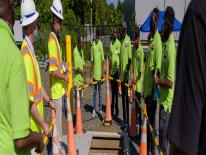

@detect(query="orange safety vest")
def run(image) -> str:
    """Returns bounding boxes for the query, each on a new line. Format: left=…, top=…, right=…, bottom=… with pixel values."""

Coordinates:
left=48, top=32, right=65, bottom=100
left=21, top=46, right=43, bottom=106
left=48, top=32, right=64, bottom=73
left=21, top=41, right=43, bottom=132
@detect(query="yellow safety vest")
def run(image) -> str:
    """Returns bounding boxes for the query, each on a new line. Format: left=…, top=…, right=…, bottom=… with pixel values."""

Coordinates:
left=48, top=32, right=65, bottom=99
left=21, top=40, right=43, bottom=133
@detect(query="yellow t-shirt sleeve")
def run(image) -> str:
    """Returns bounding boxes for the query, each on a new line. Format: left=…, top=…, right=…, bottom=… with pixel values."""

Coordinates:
left=101, top=43, right=104, bottom=62
left=48, top=39, right=58, bottom=72
left=155, top=37, right=162, bottom=71
left=140, top=46, right=144, bottom=73
left=128, top=39, right=132, bottom=59
left=167, top=45, right=176, bottom=82
left=73, top=49, right=79, bottom=70
left=8, top=55, right=30, bottom=140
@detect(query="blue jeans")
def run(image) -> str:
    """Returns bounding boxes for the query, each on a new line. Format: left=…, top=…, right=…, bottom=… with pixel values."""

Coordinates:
left=93, top=79, right=102, bottom=111
left=159, top=105, right=170, bottom=155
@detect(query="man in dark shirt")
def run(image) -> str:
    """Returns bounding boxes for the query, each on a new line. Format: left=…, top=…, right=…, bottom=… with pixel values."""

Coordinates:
left=167, top=0, right=206, bottom=154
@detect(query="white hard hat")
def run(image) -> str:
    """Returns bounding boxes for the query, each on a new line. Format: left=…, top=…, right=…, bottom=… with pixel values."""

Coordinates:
left=20, top=0, right=39, bottom=26
left=50, top=0, right=64, bottom=20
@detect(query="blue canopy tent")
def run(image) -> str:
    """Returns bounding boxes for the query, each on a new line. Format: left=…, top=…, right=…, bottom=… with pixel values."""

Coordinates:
left=140, top=11, right=181, bottom=32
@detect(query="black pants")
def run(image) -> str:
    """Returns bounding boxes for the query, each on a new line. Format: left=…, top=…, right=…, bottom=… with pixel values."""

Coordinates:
left=111, top=72, right=119, bottom=116
left=122, top=81, right=129, bottom=124
left=135, top=91, right=142, bottom=139
left=145, top=96, right=157, bottom=155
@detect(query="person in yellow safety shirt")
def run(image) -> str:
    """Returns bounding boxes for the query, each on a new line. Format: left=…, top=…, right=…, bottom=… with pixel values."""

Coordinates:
left=0, top=0, right=44, bottom=154
left=153, top=6, right=176, bottom=155
left=90, top=30, right=104, bottom=118
left=48, top=0, right=68, bottom=150
left=73, top=36, right=86, bottom=104
left=143, top=8, right=162, bottom=155
left=109, top=29, right=121, bottom=117
left=119, top=21, right=132, bottom=125
left=19, top=0, right=56, bottom=154
left=132, top=26, right=144, bottom=142
left=73, top=36, right=86, bottom=87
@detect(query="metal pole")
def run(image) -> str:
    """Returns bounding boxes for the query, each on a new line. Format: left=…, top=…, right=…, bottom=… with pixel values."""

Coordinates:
left=90, top=0, right=93, bottom=44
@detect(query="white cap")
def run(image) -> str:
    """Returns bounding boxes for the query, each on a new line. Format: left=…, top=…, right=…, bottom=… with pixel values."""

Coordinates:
left=50, top=0, right=64, bottom=20
left=20, top=0, right=39, bottom=26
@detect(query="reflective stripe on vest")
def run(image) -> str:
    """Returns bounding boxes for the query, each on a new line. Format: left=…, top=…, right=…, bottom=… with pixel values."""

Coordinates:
left=22, top=46, right=43, bottom=106
left=49, top=56, right=58, bottom=67
left=48, top=32, right=64, bottom=72
left=27, top=81, right=35, bottom=97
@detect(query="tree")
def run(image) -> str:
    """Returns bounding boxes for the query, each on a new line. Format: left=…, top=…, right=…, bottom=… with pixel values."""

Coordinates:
left=13, top=0, right=124, bottom=59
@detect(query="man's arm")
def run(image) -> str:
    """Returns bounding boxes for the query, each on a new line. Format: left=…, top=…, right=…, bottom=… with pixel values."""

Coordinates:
left=154, top=44, right=175, bottom=89
left=156, top=78, right=173, bottom=89
left=30, top=102, right=49, bottom=135
left=51, top=70, right=68, bottom=82
left=41, top=86, right=56, bottom=110
left=15, top=132, right=43, bottom=151
left=76, top=68, right=85, bottom=74
left=125, top=58, right=131, bottom=81
left=135, top=72, right=142, bottom=84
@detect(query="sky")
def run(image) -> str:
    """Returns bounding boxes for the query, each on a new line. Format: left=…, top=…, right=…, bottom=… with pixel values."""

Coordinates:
left=106, top=0, right=119, bottom=6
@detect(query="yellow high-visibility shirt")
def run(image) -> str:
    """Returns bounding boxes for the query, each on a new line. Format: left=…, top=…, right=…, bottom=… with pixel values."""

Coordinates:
left=0, top=19, right=30, bottom=155
left=48, top=32, right=65, bottom=99
left=21, top=39, right=43, bottom=133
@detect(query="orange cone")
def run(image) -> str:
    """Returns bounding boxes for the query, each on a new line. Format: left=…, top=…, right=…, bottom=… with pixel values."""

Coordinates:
left=130, top=100, right=137, bottom=137
left=52, top=124, right=61, bottom=155
left=140, top=104, right=147, bottom=155
left=67, top=97, right=77, bottom=155
left=128, top=88, right=133, bottom=103
left=118, top=83, right=122, bottom=95
left=52, top=109, right=61, bottom=155
left=103, top=56, right=112, bottom=126
left=75, top=88, right=83, bottom=134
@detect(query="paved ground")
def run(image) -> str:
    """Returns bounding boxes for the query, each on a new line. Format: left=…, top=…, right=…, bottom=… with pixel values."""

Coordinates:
left=41, top=69, right=159, bottom=155
left=42, top=69, right=124, bottom=133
